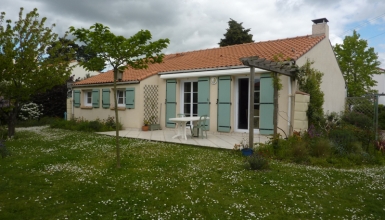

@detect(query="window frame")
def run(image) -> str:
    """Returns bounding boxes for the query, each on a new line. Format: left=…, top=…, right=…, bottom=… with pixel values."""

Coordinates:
left=84, top=90, right=93, bottom=107
left=116, top=89, right=125, bottom=107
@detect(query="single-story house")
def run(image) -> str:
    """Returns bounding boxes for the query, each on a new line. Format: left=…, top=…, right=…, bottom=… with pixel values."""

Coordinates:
left=68, top=18, right=345, bottom=136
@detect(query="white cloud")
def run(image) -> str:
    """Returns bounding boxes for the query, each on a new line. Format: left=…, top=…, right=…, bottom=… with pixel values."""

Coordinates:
left=1, top=0, right=385, bottom=63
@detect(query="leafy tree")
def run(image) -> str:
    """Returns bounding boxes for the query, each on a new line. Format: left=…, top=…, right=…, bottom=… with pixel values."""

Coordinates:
left=0, top=8, right=72, bottom=137
left=32, top=83, right=68, bottom=118
left=70, top=23, right=169, bottom=168
left=48, top=39, right=102, bottom=71
left=334, top=30, right=381, bottom=97
left=218, top=18, right=254, bottom=47
left=47, top=38, right=78, bottom=61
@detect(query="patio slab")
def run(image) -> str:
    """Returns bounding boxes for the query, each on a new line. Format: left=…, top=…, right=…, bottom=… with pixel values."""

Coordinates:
left=97, top=128, right=270, bottom=150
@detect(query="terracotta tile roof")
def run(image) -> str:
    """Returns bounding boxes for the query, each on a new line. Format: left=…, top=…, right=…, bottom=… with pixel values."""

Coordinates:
left=75, top=34, right=325, bottom=85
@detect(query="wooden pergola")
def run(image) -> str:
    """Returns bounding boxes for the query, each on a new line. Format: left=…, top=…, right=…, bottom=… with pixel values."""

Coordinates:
left=239, top=56, right=298, bottom=148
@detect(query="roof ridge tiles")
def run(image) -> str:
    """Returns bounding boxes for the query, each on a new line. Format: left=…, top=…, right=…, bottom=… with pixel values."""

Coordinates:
left=166, top=34, right=323, bottom=56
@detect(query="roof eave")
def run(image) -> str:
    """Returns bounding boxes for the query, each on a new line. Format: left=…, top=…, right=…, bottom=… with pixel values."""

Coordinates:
left=158, top=65, right=248, bottom=75
left=72, top=80, right=140, bottom=88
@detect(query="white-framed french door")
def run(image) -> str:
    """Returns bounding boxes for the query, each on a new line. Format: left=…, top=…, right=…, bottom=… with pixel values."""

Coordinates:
left=180, top=80, right=198, bottom=118
left=234, top=75, right=261, bottom=133
left=179, top=78, right=210, bottom=130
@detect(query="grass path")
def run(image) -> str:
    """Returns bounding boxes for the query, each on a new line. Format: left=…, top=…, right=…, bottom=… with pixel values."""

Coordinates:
left=0, top=127, right=384, bottom=219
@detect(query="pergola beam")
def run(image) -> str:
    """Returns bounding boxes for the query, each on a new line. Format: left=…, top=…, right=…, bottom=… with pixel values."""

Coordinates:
left=240, top=56, right=296, bottom=77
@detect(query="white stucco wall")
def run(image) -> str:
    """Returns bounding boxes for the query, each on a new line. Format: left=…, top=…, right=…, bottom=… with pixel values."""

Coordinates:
left=372, top=73, right=385, bottom=105
left=296, top=38, right=346, bottom=114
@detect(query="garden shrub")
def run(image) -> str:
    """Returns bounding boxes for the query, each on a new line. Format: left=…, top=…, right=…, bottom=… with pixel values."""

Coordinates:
left=341, top=111, right=375, bottom=151
left=346, top=141, right=363, bottom=154
left=256, top=143, right=275, bottom=158
left=50, top=117, right=122, bottom=132
left=291, top=141, right=309, bottom=164
left=78, top=120, right=91, bottom=131
left=16, top=116, right=58, bottom=127
left=342, top=111, right=372, bottom=130
left=89, top=120, right=102, bottom=131
left=105, top=116, right=118, bottom=129
left=320, top=112, right=341, bottom=135
left=18, top=102, right=43, bottom=121
left=246, top=153, right=269, bottom=170
left=268, top=134, right=291, bottom=160
left=329, top=127, right=357, bottom=155
left=309, top=138, right=332, bottom=158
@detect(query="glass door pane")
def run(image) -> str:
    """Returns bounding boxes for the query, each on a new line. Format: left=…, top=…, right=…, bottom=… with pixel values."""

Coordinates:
left=184, top=82, right=192, bottom=117
left=237, top=77, right=260, bottom=130
left=237, top=78, right=249, bottom=129
left=192, top=82, right=198, bottom=117
left=183, top=81, right=198, bottom=124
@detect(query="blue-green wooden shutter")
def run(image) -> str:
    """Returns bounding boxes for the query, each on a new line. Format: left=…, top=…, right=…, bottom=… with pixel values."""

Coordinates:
left=92, top=89, right=100, bottom=108
left=73, top=90, right=81, bottom=108
left=217, top=76, right=231, bottom=132
left=126, top=88, right=135, bottom=109
left=102, top=89, right=110, bottom=108
left=166, top=79, right=177, bottom=128
left=198, top=77, right=210, bottom=130
left=260, top=73, right=274, bottom=135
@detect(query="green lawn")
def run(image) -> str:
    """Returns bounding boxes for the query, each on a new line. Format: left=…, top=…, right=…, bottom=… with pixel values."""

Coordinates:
left=0, top=127, right=384, bottom=219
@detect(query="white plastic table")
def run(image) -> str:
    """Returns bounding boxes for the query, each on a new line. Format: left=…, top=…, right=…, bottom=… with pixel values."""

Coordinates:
left=169, top=116, right=209, bottom=140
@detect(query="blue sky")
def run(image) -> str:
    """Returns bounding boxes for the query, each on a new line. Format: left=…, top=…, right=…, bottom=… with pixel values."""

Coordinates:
left=1, top=0, right=385, bottom=68
left=338, top=12, right=385, bottom=68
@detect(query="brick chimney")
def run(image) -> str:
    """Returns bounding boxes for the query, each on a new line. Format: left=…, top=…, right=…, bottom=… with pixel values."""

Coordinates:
left=312, top=18, right=329, bottom=39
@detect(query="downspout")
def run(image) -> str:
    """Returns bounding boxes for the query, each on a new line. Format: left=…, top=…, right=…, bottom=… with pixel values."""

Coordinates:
left=288, top=77, right=292, bottom=133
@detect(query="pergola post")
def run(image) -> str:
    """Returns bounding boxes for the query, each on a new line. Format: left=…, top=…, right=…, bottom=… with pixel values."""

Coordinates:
left=289, top=78, right=297, bottom=136
left=273, top=72, right=278, bottom=136
left=249, top=67, right=255, bottom=148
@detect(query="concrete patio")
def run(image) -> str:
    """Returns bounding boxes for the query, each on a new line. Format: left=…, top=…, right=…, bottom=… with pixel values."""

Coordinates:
left=97, top=128, right=271, bottom=150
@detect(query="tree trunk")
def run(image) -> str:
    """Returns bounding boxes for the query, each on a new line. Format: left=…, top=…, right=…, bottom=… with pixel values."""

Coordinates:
left=7, top=108, right=17, bottom=137
left=113, top=68, right=121, bottom=168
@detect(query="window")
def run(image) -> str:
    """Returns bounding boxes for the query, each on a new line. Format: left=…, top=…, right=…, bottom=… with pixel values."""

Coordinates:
left=117, top=90, right=125, bottom=107
left=84, top=91, right=92, bottom=106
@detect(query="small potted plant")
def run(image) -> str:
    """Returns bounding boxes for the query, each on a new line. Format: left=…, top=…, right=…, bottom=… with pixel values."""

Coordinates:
left=234, top=137, right=253, bottom=156
left=149, top=115, right=161, bottom=131
left=142, top=119, right=150, bottom=131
